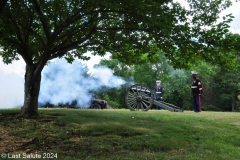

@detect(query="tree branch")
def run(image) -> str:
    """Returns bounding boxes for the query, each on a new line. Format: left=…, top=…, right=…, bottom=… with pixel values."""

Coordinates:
left=48, top=41, right=95, bottom=61
left=49, top=28, right=96, bottom=59
left=34, top=53, right=49, bottom=78
left=21, top=1, right=35, bottom=43
left=28, top=28, right=46, bottom=46
left=7, top=13, right=23, bottom=43
left=54, top=12, right=97, bottom=42
left=52, top=11, right=86, bottom=40
left=31, top=0, right=51, bottom=43
left=17, top=48, right=33, bottom=66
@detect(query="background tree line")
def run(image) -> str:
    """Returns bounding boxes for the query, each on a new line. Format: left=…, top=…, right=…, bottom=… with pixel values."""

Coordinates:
left=95, top=54, right=240, bottom=111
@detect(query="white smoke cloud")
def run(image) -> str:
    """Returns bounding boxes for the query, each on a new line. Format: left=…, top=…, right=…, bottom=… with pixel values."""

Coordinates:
left=39, top=58, right=126, bottom=107
left=91, top=66, right=125, bottom=88
left=0, top=55, right=125, bottom=109
left=0, top=71, right=24, bottom=108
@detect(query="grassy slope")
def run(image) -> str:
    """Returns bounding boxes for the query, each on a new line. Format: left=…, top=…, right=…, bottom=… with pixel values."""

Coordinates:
left=1, top=109, right=240, bottom=160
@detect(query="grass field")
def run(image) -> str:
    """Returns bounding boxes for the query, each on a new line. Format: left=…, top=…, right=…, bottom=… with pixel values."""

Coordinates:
left=0, top=108, right=240, bottom=160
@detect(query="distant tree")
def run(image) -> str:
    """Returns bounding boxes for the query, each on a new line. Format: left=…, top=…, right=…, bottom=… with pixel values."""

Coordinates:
left=131, top=54, right=169, bottom=88
left=212, top=69, right=240, bottom=111
left=0, top=0, right=237, bottom=115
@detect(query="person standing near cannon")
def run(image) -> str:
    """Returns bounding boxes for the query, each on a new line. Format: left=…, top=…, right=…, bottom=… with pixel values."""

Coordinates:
left=154, top=80, right=164, bottom=110
left=191, top=71, right=203, bottom=112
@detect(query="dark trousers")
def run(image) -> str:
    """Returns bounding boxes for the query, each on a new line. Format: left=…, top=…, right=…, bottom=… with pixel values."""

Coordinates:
left=193, top=95, right=202, bottom=112
left=156, top=98, right=163, bottom=110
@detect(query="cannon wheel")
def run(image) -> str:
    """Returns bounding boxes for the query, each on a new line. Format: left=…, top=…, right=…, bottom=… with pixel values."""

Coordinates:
left=125, top=84, right=154, bottom=111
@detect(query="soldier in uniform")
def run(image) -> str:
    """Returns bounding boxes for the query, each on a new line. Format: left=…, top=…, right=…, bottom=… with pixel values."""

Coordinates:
left=191, top=71, right=203, bottom=112
left=154, top=80, right=164, bottom=110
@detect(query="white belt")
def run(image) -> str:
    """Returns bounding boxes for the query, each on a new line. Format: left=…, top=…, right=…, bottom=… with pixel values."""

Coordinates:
left=191, top=86, right=197, bottom=88
left=156, top=92, right=162, bottom=94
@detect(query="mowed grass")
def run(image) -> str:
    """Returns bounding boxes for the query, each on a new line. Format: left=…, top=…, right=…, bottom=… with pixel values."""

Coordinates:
left=1, top=108, right=240, bottom=160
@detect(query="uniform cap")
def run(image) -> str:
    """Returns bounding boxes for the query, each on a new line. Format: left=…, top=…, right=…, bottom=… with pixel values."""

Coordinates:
left=156, top=80, right=161, bottom=83
left=191, top=71, right=198, bottom=75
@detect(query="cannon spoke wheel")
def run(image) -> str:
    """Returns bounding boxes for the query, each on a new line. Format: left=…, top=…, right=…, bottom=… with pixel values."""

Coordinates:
left=125, top=84, right=154, bottom=111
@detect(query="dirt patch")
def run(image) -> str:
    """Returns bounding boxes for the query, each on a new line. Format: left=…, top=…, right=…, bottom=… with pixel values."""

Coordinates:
left=0, top=125, right=39, bottom=154
left=0, top=113, right=59, bottom=154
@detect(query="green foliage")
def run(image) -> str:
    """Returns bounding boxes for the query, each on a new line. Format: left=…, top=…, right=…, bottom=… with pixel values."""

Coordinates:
left=102, top=93, right=121, bottom=109
left=96, top=54, right=240, bottom=111
left=162, top=69, right=191, bottom=109
left=159, top=60, right=240, bottom=111
left=212, top=68, right=240, bottom=111
left=132, top=54, right=171, bottom=88
left=0, top=0, right=238, bottom=70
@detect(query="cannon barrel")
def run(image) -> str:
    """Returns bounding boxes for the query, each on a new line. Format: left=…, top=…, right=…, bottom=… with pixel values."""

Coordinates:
left=154, top=101, right=184, bottom=112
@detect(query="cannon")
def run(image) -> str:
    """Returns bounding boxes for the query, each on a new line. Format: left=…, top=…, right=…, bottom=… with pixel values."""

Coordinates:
left=125, top=84, right=184, bottom=112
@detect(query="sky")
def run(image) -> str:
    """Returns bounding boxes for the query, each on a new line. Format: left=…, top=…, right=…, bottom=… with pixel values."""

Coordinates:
left=0, top=0, right=240, bottom=108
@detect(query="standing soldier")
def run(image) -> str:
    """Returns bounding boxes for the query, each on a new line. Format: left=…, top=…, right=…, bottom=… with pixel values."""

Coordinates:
left=191, top=71, right=203, bottom=112
left=154, top=80, right=164, bottom=110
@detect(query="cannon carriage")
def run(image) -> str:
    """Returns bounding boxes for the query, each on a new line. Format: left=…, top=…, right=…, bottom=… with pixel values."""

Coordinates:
left=125, top=84, right=184, bottom=112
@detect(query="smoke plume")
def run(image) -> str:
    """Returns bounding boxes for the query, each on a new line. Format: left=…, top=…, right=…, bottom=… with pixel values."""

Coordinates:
left=0, top=71, right=24, bottom=108
left=39, top=58, right=126, bottom=107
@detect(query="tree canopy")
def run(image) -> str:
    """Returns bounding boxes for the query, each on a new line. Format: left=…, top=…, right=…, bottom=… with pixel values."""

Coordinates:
left=0, top=0, right=238, bottom=68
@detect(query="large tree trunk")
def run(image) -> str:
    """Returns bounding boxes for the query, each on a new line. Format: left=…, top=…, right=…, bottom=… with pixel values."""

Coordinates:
left=21, top=64, right=41, bottom=116
left=0, top=0, right=7, bottom=13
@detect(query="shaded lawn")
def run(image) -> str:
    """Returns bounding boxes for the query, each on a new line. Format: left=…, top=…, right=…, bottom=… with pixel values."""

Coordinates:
left=0, top=108, right=240, bottom=160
